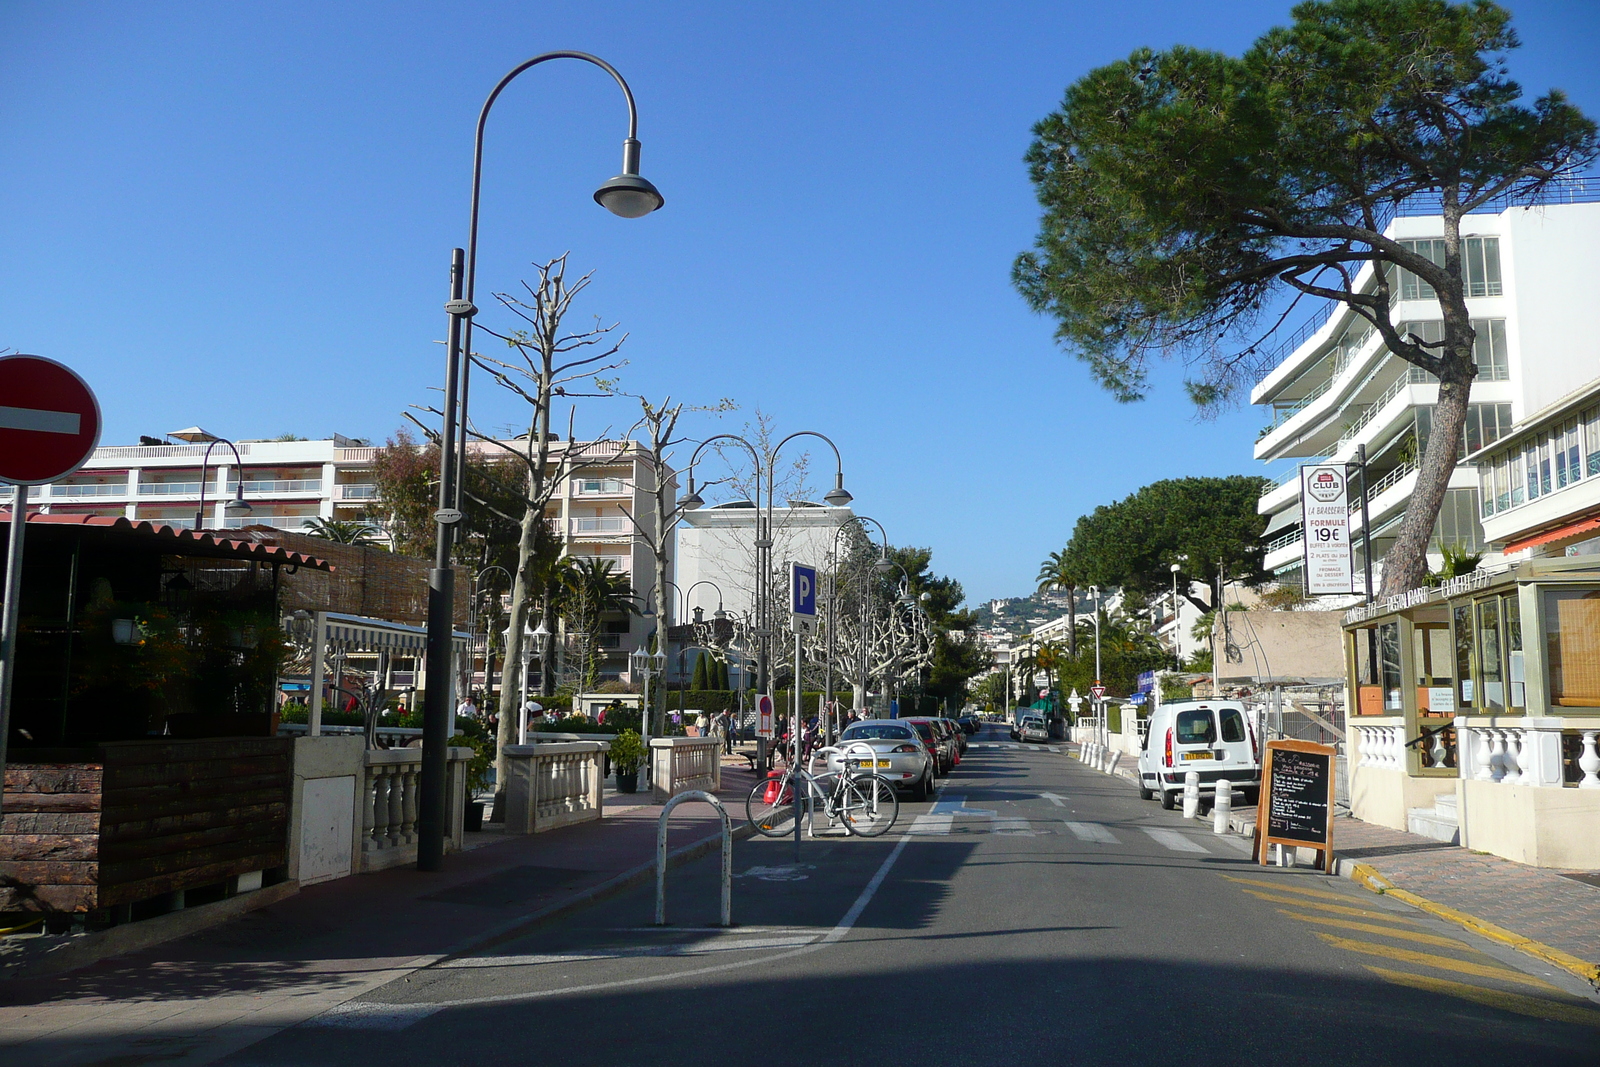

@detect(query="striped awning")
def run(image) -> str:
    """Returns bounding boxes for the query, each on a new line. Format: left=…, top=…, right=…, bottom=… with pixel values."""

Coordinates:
left=323, top=611, right=469, bottom=653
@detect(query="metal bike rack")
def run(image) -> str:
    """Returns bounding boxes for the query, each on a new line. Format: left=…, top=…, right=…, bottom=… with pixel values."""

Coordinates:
left=655, top=790, right=732, bottom=927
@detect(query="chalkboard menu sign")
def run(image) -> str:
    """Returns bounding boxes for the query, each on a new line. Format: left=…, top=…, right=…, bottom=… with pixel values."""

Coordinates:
left=1254, top=739, right=1337, bottom=870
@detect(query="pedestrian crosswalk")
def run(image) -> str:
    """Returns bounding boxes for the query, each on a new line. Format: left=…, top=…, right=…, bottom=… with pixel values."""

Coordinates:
left=968, top=743, right=1061, bottom=753
left=908, top=812, right=1233, bottom=853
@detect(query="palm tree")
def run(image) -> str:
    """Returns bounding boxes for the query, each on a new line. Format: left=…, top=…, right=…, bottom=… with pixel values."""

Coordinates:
left=557, top=556, right=638, bottom=691
left=304, top=517, right=381, bottom=545
left=1036, top=548, right=1082, bottom=657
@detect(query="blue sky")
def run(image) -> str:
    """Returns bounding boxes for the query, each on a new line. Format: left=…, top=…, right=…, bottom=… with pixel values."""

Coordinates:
left=4, top=1, right=1598, bottom=605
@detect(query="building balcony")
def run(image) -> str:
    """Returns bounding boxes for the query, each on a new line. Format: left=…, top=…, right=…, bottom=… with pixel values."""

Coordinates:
left=232, top=478, right=322, bottom=495
left=570, top=516, right=633, bottom=536
left=337, top=483, right=378, bottom=500
left=221, top=515, right=320, bottom=531
left=51, top=482, right=128, bottom=498
left=139, top=481, right=203, bottom=497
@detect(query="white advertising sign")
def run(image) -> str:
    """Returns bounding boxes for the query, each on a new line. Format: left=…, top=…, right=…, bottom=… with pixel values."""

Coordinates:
left=1300, top=465, right=1354, bottom=595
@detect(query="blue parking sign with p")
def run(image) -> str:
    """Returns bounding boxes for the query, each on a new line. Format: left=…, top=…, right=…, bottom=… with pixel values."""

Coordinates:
left=790, top=562, right=818, bottom=633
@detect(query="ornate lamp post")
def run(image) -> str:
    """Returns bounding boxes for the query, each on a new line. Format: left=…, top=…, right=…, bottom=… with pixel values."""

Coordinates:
left=419, top=52, right=663, bottom=870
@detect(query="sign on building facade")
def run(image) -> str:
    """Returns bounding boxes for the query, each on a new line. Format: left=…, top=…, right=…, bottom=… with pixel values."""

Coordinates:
left=1300, top=464, right=1354, bottom=595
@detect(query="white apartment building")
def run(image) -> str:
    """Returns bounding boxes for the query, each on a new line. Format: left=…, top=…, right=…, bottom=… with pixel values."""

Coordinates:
left=1252, top=184, right=1600, bottom=591
left=17, top=432, right=673, bottom=684
left=1472, top=377, right=1600, bottom=560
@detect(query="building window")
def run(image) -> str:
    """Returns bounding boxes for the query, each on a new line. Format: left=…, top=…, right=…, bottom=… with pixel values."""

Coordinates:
left=1397, top=319, right=1507, bottom=382
left=1586, top=406, right=1600, bottom=477
left=1396, top=238, right=1503, bottom=300
left=1415, top=403, right=1513, bottom=460
left=1434, top=489, right=1484, bottom=552
left=1544, top=589, right=1600, bottom=708
left=1555, top=419, right=1583, bottom=490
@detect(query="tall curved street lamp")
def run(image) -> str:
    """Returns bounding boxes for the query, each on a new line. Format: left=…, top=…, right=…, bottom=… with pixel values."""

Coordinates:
left=193, top=438, right=252, bottom=531
left=824, top=514, right=891, bottom=736
left=680, top=431, right=851, bottom=763
left=420, top=52, right=663, bottom=872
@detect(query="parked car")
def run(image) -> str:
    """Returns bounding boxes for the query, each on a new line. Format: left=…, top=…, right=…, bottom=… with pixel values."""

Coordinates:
left=1137, top=699, right=1260, bottom=811
left=902, top=717, right=957, bottom=775
left=956, top=716, right=981, bottom=735
left=943, top=717, right=969, bottom=754
left=1018, top=713, right=1049, bottom=743
left=828, top=721, right=935, bottom=800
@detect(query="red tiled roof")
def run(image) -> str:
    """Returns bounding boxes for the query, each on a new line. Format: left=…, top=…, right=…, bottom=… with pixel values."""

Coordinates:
left=1, top=511, right=333, bottom=570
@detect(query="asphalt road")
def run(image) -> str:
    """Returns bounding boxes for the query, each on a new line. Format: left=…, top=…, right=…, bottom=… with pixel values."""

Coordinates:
left=226, top=723, right=1600, bottom=1066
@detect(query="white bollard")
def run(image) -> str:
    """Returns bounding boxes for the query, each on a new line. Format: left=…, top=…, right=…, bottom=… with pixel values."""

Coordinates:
left=1106, top=751, right=1121, bottom=776
left=1213, top=778, right=1231, bottom=834
left=1182, top=770, right=1200, bottom=819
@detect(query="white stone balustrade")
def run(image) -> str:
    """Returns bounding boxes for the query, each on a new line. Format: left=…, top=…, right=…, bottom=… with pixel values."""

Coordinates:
left=650, top=737, right=722, bottom=805
left=1355, top=723, right=1405, bottom=770
left=360, top=746, right=473, bottom=871
left=1453, top=719, right=1568, bottom=788
left=501, top=741, right=610, bottom=834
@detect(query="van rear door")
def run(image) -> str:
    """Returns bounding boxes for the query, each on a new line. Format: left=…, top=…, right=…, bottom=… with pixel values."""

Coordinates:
left=1172, top=707, right=1220, bottom=764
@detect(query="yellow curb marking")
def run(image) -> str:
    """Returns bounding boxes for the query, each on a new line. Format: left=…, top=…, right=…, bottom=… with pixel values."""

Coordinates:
left=1276, top=910, right=1465, bottom=948
left=1315, top=933, right=1563, bottom=991
left=1347, top=863, right=1600, bottom=989
left=1365, top=967, right=1600, bottom=1029
left=1220, top=874, right=1367, bottom=902
left=1240, top=888, right=1422, bottom=922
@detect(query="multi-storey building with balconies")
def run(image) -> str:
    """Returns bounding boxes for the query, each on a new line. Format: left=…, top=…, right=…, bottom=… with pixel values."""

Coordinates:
left=9, top=432, right=673, bottom=687
left=1252, top=182, right=1600, bottom=593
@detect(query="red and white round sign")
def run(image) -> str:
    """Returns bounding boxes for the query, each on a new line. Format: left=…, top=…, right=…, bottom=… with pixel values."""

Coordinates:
left=0, top=355, right=102, bottom=485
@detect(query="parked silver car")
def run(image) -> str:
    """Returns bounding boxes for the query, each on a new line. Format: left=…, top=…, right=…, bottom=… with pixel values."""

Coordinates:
left=1018, top=714, right=1049, bottom=743
left=826, top=721, right=935, bottom=801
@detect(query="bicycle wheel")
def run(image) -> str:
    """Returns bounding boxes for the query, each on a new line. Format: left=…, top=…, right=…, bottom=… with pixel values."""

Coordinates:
left=746, top=775, right=798, bottom=837
left=840, top=775, right=899, bottom=837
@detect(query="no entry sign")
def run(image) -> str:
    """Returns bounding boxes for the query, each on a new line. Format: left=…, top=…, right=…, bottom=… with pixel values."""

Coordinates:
left=0, top=355, right=102, bottom=485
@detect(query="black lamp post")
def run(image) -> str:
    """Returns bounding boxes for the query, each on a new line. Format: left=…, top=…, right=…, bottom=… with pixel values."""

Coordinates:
left=419, top=52, right=663, bottom=872
left=193, top=438, right=251, bottom=531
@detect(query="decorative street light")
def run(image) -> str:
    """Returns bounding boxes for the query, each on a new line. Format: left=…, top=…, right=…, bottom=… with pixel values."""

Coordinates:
left=419, top=51, right=663, bottom=872
left=680, top=430, right=851, bottom=762
left=1170, top=562, right=1184, bottom=669
left=190, top=437, right=251, bottom=531
left=824, top=514, right=890, bottom=740
left=628, top=645, right=668, bottom=787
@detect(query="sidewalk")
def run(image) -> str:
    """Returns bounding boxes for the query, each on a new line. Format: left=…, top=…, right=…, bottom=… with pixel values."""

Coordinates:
left=0, top=756, right=763, bottom=1067
left=1331, top=816, right=1600, bottom=984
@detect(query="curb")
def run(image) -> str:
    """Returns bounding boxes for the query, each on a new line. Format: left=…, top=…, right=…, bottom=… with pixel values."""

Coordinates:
left=439, top=819, right=759, bottom=961
left=1342, top=860, right=1600, bottom=991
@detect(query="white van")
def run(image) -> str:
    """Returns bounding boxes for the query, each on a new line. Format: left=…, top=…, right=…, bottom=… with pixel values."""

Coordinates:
left=1137, top=699, right=1260, bottom=811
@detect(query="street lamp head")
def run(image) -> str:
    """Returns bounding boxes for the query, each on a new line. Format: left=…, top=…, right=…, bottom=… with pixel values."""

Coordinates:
left=680, top=479, right=704, bottom=511
left=594, top=139, right=664, bottom=218
left=823, top=471, right=852, bottom=508
left=873, top=555, right=895, bottom=574
left=1170, top=562, right=1181, bottom=574
left=530, top=622, right=550, bottom=641
left=224, top=484, right=252, bottom=514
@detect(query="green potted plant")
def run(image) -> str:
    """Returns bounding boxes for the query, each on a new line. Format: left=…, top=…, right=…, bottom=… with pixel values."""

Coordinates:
left=609, top=729, right=646, bottom=794
left=463, top=734, right=494, bottom=830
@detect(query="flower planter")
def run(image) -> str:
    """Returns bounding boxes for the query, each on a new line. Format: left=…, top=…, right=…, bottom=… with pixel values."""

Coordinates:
left=616, top=769, right=639, bottom=794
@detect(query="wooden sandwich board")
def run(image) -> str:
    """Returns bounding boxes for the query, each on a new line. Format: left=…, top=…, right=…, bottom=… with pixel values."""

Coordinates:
left=1253, top=738, right=1337, bottom=872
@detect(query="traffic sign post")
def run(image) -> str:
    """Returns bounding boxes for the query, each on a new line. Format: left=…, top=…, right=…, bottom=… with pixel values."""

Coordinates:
left=786, top=562, right=819, bottom=860
left=0, top=356, right=103, bottom=815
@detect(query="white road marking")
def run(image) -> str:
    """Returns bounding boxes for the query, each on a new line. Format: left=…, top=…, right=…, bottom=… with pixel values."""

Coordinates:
left=0, top=405, right=80, bottom=435
left=992, top=818, right=1034, bottom=836
left=1039, top=792, right=1067, bottom=806
left=1046, top=746, right=1061, bottom=753
left=317, top=818, right=921, bottom=1021
left=1142, top=827, right=1210, bottom=853
left=909, top=814, right=954, bottom=835
left=1064, top=821, right=1120, bottom=844
left=437, top=935, right=821, bottom=967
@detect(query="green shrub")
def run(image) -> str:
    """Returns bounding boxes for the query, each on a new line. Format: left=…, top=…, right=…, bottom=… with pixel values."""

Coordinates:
left=608, top=729, right=646, bottom=773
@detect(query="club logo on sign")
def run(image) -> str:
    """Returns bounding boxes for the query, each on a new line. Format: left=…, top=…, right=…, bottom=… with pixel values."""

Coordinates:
left=1306, top=468, right=1344, bottom=503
